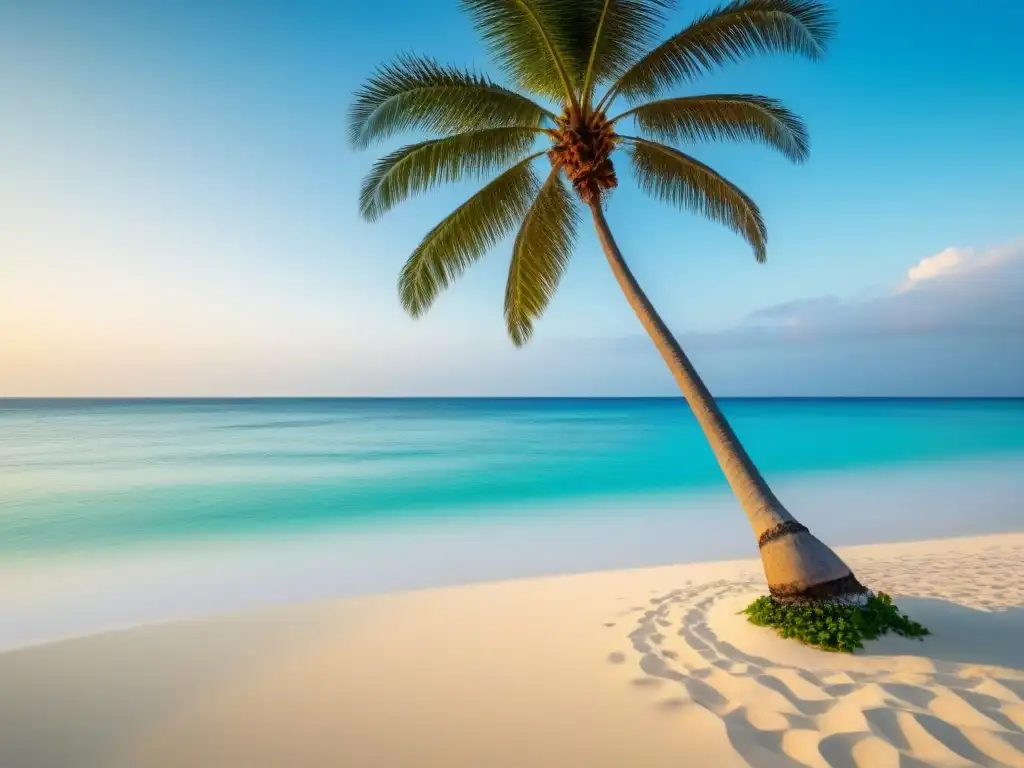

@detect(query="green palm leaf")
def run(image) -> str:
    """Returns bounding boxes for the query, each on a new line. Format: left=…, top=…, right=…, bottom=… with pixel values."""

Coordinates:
left=626, top=136, right=766, bottom=261
left=399, top=154, right=544, bottom=317
left=618, top=94, right=809, bottom=162
left=605, top=0, right=835, bottom=106
left=504, top=167, right=579, bottom=345
left=360, top=127, right=541, bottom=222
left=460, top=0, right=582, bottom=103
left=579, top=0, right=675, bottom=103
left=348, top=54, right=554, bottom=149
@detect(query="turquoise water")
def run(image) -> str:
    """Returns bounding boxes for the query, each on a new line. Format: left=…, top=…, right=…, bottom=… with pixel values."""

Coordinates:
left=2, top=398, right=1023, bottom=557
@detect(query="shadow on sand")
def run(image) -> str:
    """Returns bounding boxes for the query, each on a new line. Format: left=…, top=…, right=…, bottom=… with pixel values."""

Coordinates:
left=620, top=582, right=1024, bottom=768
left=864, top=596, right=1024, bottom=672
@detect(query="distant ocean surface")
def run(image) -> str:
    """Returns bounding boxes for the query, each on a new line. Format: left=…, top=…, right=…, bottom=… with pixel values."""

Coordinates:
left=2, top=398, right=1023, bottom=649
left=2, top=398, right=1024, bottom=556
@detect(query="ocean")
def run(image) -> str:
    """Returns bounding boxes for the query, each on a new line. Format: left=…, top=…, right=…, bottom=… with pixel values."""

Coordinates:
left=2, top=398, right=1023, bottom=648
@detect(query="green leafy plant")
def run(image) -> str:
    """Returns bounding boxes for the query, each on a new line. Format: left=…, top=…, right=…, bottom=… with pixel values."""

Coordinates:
left=743, top=592, right=929, bottom=653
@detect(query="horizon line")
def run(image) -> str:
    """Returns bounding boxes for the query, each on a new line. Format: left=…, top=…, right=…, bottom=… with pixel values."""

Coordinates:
left=2, top=396, right=1022, bottom=402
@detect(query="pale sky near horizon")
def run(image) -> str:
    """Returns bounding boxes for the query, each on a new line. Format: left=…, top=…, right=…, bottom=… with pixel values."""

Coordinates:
left=1, top=0, right=1022, bottom=397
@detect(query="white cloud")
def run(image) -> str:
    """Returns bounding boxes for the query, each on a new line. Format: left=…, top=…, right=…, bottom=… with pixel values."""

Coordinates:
left=903, top=245, right=971, bottom=287
left=901, top=240, right=1023, bottom=292
left=565, top=239, right=1024, bottom=396
left=728, top=240, right=1024, bottom=341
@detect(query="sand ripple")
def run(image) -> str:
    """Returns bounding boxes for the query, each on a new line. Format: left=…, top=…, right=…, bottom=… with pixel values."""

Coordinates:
left=611, top=540, right=1024, bottom=767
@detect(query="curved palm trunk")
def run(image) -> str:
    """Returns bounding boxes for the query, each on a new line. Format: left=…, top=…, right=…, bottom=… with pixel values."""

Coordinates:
left=589, top=202, right=865, bottom=602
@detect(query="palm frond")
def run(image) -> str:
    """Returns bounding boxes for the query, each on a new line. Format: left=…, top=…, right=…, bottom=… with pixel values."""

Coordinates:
left=618, top=94, right=808, bottom=162
left=625, top=136, right=766, bottom=261
left=504, top=167, right=579, bottom=345
left=604, top=0, right=835, bottom=106
left=579, top=0, right=675, bottom=104
left=360, top=127, right=541, bottom=221
left=399, top=154, right=544, bottom=317
left=460, top=0, right=582, bottom=104
left=349, top=55, right=554, bottom=149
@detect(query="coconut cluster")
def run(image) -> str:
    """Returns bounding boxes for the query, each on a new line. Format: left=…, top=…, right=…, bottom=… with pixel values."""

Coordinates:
left=548, top=106, right=618, bottom=203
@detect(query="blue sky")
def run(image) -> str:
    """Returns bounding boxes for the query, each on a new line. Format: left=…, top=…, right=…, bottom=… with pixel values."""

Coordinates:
left=1, top=0, right=1022, bottom=396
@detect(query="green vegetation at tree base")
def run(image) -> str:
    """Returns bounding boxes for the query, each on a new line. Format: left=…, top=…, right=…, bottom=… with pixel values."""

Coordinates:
left=743, top=592, right=930, bottom=653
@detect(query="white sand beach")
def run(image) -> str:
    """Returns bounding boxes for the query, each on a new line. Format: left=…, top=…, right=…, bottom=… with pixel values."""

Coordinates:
left=2, top=532, right=1023, bottom=768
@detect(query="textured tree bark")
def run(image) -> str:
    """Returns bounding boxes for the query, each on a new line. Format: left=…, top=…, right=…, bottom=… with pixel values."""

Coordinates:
left=589, top=202, right=865, bottom=601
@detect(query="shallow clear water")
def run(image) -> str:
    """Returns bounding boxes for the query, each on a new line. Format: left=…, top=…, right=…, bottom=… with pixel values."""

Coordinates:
left=2, top=398, right=1023, bottom=556
left=2, top=398, right=1023, bottom=649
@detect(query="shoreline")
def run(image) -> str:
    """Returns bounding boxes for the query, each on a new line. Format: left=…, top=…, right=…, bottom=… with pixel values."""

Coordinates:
left=3, top=456, right=1023, bottom=653
left=3, top=532, right=1022, bottom=767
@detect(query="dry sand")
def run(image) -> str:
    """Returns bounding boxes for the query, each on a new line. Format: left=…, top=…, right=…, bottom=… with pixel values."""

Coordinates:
left=2, top=533, right=1023, bottom=768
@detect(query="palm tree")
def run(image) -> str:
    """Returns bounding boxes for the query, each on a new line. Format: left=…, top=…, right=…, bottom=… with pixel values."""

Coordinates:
left=348, top=0, right=866, bottom=603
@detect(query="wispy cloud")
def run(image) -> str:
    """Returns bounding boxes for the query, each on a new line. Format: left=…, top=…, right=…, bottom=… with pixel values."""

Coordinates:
left=903, top=245, right=971, bottom=287
left=900, top=240, right=1022, bottom=292
left=566, top=239, right=1024, bottom=396
left=722, top=239, right=1024, bottom=344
